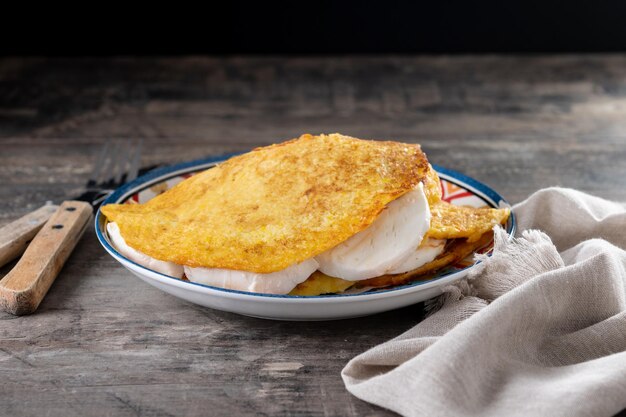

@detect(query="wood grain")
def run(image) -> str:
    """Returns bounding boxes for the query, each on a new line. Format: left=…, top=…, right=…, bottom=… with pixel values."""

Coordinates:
left=0, top=56, right=625, bottom=417
left=0, top=201, right=92, bottom=315
left=0, top=204, right=58, bottom=268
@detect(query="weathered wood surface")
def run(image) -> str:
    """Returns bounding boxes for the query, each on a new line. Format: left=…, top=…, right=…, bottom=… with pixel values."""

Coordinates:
left=1, top=56, right=625, bottom=416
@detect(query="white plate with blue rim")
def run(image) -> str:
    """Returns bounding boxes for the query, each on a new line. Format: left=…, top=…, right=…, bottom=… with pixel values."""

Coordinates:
left=95, top=155, right=515, bottom=321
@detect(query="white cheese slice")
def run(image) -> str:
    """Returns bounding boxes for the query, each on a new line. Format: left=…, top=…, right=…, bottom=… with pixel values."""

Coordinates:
left=315, top=182, right=431, bottom=281
left=107, top=222, right=184, bottom=278
left=386, top=237, right=445, bottom=274
left=184, top=258, right=319, bottom=294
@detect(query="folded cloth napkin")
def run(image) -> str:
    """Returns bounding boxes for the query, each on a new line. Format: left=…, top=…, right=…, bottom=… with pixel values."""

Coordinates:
left=342, top=188, right=626, bottom=417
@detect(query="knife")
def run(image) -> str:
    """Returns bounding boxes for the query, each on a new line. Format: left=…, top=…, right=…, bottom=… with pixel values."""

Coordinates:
left=0, top=140, right=145, bottom=315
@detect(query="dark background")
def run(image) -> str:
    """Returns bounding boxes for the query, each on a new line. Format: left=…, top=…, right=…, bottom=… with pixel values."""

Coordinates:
left=5, top=1, right=626, bottom=55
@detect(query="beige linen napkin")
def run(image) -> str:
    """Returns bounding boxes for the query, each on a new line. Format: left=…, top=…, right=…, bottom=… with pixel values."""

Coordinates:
left=342, top=188, right=626, bottom=417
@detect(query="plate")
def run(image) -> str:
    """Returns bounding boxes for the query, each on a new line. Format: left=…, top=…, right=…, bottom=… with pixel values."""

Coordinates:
left=95, top=155, right=516, bottom=321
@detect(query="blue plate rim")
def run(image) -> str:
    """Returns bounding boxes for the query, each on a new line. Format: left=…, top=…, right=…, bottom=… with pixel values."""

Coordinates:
left=95, top=153, right=517, bottom=299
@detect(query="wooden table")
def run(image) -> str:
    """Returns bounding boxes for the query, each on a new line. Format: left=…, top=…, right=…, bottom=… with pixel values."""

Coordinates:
left=1, top=56, right=625, bottom=417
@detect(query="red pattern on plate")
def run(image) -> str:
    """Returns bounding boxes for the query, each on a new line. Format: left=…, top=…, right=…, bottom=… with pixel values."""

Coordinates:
left=440, top=179, right=474, bottom=203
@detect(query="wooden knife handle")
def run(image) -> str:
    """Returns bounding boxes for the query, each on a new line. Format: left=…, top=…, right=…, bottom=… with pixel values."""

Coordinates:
left=0, top=201, right=92, bottom=315
left=0, top=204, right=59, bottom=268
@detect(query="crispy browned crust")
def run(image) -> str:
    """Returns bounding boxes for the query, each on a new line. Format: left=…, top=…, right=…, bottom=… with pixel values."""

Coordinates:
left=423, top=164, right=443, bottom=206
left=428, top=202, right=510, bottom=242
left=101, top=133, right=430, bottom=273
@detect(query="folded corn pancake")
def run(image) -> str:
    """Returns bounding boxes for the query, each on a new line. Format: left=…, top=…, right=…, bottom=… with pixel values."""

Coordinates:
left=102, top=133, right=431, bottom=272
left=428, top=202, right=509, bottom=242
left=102, top=133, right=510, bottom=295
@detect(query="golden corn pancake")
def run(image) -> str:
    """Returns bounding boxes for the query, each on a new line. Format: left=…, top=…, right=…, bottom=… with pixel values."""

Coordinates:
left=102, top=133, right=510, bottom=296
left=427, top=202, right=511, bottom=242
left=102, top=133, right=430, bottom=272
